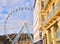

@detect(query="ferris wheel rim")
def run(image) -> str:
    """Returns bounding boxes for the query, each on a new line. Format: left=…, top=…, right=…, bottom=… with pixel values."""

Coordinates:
left=4, top=6, right=34, bottom=42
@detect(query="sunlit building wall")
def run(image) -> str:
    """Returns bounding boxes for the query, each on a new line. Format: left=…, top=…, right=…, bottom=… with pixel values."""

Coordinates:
left=39, top=0, right=60, bottom=44
left=34, top=0, right=60, bottom=44
left=33, top=0, right=41, bottom=43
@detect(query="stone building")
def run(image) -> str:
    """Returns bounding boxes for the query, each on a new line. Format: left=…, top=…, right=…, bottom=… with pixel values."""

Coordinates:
left=0, top=33, right=33, bottom=44
left=34, top=0, right=60, bottom=44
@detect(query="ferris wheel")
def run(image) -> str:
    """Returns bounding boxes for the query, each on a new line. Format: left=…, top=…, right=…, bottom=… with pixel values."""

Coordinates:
left=4, top=6, right=34, bottom=44
left=4, top=0, right=36, bottom=44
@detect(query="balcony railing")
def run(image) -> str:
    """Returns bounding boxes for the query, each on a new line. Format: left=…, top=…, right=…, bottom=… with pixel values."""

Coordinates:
left=43, top=1, right=60, bottom=25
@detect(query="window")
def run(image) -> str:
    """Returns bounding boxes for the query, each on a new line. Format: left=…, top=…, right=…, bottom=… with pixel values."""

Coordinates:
left=52, top=2, right=55, bottom=10
left=47, top=11, right=49, bottom=15
left=41, top=1, right=44, bottom=9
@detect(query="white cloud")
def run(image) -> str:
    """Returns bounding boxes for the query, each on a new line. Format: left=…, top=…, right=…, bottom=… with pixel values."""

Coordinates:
left=0, top=14, right=3, bottom=16
left=0, top=24, right=4, bottom=35
left=0, top=14, right=8, bottom=19
left=4, top=19, right=33, bottom=33
left=25, top=2, right=30, bottom=7
left=6, top=0, right=25, bottom=6
left=0, top=6, right=4, bottom=12
left=0, top=14, right=8, bottom=35
left=0, top=0, right=7, bottom=12
left=0, top=17, right=28, bottom=33
left=0, top=0, right=25, bottom=13
left=0, top=15, right=33, bottom=35
left=1, top=0, right=7, bottom=6
left=0, top=25, right=4, bottom=29
left=0, top=0, right=34, bottom=35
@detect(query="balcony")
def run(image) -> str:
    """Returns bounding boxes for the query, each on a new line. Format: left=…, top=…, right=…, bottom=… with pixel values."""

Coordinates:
left=43, top=1, right=60, bottom=25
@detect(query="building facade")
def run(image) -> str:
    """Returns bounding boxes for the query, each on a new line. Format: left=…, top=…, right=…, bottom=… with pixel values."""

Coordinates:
left=34, top=0, right=60, bottom=44
left=33, top=0, right=41, bottom=43
left=0, top=33, right=33, bottom=44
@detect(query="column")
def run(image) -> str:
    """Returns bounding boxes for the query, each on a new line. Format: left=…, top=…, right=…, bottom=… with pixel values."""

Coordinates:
left=57, top=20, right=60, bottom=44
left=57, top=20, right=60, bottom=28
left=46, top=30, right=51, bottom=44
left=51, top=25, right=57, bottom=44
left=43, top=34, right=47, bottom=44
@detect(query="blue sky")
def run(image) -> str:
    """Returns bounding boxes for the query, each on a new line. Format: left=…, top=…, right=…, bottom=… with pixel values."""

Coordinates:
left=0, top=0, right=35, bottom=35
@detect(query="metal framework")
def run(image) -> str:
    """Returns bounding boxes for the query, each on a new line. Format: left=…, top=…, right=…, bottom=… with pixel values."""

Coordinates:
left=4, top=0, right=37, bottom=44
left=12, top=23, right=34, bottom=44
left=4, top=6, right=34, bottom=44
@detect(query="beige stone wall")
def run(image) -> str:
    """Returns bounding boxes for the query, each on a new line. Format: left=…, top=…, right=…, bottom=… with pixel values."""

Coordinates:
left=33, top=0, right=41, bottom=43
